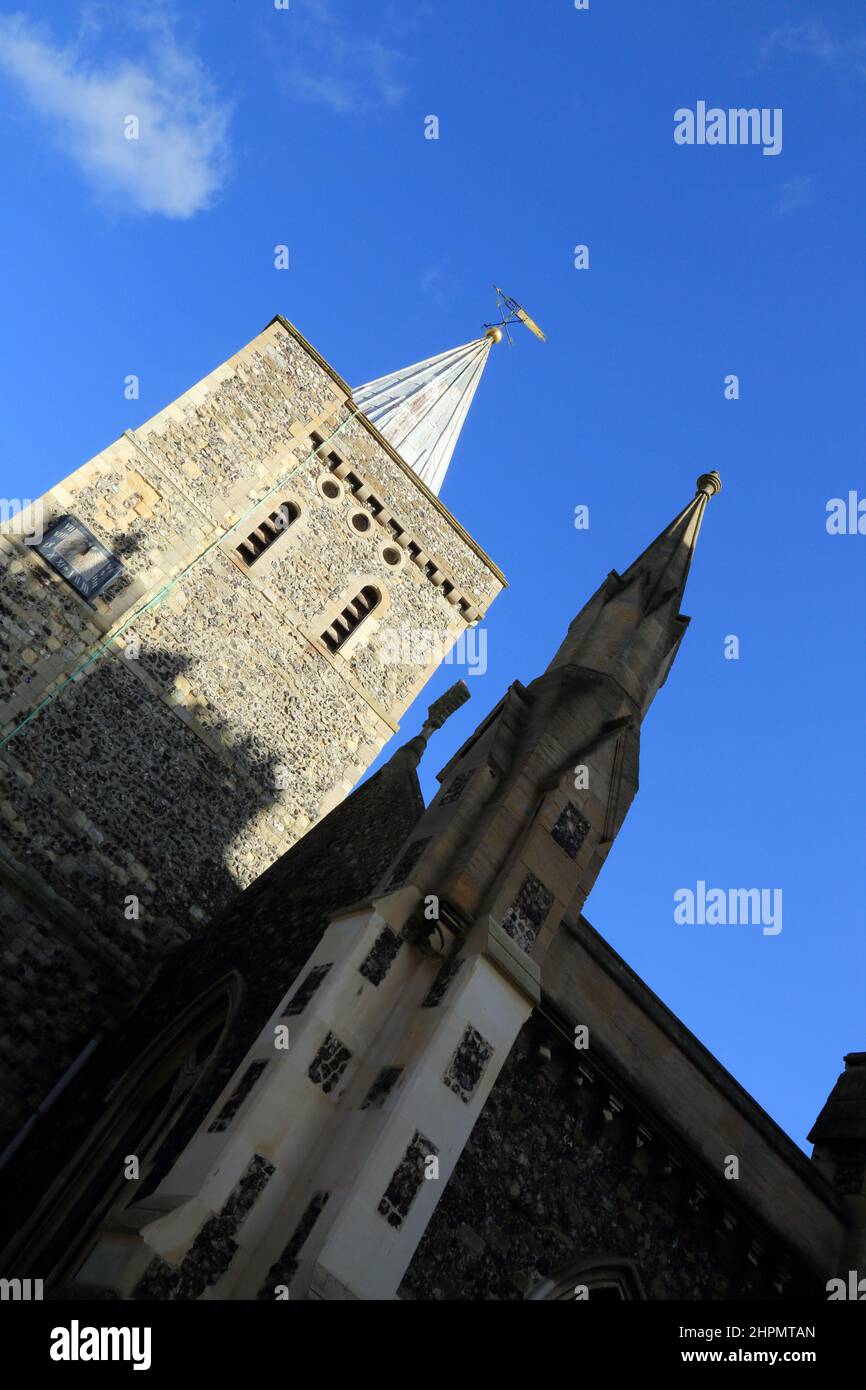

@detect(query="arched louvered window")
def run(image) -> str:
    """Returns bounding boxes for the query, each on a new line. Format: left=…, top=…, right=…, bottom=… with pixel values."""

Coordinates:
left=322, top=584, right=381, bottom=654
left=236, top=501, right=299, bottom=566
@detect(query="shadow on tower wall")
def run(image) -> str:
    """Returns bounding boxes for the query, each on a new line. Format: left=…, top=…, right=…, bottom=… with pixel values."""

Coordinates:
left=0, top=636, right=288, bottom=1149
left=0, top=714, right=425, bottom=1286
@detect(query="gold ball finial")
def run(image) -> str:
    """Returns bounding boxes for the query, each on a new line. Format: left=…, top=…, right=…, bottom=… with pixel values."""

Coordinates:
left=484, top=326, right=503, bottom=344
left=696, top=471, right=722, bottom=498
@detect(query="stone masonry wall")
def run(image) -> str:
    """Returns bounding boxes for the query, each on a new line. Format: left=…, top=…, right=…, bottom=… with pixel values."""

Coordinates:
left=400, top=1014, right=822, bottom=1301
left=0, top=317, right=504, bottom=1140
left=0, top=751, right=425, bottom=1272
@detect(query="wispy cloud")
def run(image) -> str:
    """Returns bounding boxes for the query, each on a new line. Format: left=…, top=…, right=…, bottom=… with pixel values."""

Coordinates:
left=776, top=176, right=813, bottom=217
left=287, top=0, right=407, bottom=114
left=421, top=267, right=449, bottom=306
left=763, top=22, right=866, bottom=78
left=0, top=12, right=231, bottom=218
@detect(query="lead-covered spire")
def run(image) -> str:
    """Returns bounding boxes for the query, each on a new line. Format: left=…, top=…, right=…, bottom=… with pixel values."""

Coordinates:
left=352, top=331, right=499, bottom=496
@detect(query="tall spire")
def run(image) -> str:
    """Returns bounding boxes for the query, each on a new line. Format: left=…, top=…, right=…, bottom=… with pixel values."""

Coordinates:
left=618, top=470, right=722, bottom=612
left=547, top=472, right=722, bottom=714
left=352, top=330, right=500, bottom=496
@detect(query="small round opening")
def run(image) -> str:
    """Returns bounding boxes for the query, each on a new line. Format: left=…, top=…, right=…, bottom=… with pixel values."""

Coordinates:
left=351, top=512, right=371, bottom=533
left=382, top=546, right=402, bottom=566
left=322, top=479, right=340, bottom=499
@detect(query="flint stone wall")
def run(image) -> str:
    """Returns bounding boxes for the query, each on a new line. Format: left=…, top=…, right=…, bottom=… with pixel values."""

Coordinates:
left=0, top=317, right=503, bottom=1139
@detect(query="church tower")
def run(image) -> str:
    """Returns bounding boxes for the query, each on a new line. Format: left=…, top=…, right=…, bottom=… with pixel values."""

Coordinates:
left=0, top=315, right=505, bottom=1145
left=47, top=473, right=723, bottom=1301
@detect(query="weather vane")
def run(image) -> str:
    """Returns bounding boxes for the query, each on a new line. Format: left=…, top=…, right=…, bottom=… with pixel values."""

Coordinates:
left=483, top=285, right=547, bottom=347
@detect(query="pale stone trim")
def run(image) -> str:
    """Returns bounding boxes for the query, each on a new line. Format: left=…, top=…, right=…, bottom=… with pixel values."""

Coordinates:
left=129, top=319, right=348, bottom=443
left=268, top=315, right=506, bottom=588
left=377, top=538, right=405, bottom=572
left=314, top=472, right=344, bottom=504
left=322, top=448, right=484, bottom=620
left=123, top=430, right=223, bottom=534
left=311, top=574, right=392, bottom=664
left=220, top=492, right=308, bottom=576
left=483, top=916, right=542, bottom=1005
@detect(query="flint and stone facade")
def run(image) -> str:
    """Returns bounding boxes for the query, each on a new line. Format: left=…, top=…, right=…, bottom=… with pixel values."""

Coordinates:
left=0, top=316, right=505, bottom=1145
left=1, top=467, right=862, bottom=1302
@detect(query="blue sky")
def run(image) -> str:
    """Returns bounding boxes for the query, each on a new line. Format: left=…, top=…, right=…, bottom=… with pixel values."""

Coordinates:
left=0, top=0, right=863, bottom=1150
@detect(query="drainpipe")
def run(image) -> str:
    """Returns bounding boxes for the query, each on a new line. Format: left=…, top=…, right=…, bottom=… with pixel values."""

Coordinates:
left=0, top=1031, right=105, bottom=1174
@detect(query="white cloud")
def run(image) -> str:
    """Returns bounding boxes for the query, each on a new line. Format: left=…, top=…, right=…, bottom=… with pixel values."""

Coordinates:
left=421, top=267, right=449, bottom=306
left=0, top=13, right=231, bottom=218
left=764, top=22, right=866, bottom=77
left=288, top=0, right=406, bottom=113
